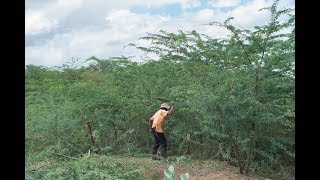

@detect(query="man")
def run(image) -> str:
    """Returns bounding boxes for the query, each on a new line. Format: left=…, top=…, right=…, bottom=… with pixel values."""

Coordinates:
left=149, top=102, right=175, bottom=160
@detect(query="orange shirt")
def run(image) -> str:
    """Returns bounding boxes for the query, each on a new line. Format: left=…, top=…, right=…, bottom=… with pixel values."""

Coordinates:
left=151, top=109, right=168, bottom=133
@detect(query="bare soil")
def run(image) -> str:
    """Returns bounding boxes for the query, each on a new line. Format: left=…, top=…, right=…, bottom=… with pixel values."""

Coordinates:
left=122, top=157, right=274, bottom=180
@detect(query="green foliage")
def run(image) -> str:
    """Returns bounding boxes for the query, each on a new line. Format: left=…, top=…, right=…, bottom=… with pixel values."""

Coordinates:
left=176, top=155, right=192, bottom=164
left=26, top=155, right=142, bottom=180
left=163, top=165, right=190, bottom=180
left=26, top=0, right=294, bottom=178
left=180, top=173, right=190, bottom=180
left=164, top=165, right=175, bottom=180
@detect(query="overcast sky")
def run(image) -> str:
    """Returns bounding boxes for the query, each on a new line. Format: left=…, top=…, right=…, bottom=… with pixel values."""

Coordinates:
left=25, top=0, right=294, bottom=67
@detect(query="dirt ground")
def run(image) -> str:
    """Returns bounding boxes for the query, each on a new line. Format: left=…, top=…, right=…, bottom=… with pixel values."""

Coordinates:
left=123, top=157, right=278, bottom=180
left=27, top=155, right=294, bottom=179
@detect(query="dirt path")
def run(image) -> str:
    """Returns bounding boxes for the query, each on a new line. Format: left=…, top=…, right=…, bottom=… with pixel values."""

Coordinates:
left=122, top=157, right=268, bottom=180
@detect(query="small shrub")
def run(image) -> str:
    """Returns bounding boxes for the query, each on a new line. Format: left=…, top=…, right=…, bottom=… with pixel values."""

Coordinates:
left=163, top=165, right=190, bottom=180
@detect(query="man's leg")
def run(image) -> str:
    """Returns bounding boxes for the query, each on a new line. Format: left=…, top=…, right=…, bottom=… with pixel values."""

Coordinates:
left=151, top=128, right=160, bottom=159
left=157, top=132, right=167, bottom=158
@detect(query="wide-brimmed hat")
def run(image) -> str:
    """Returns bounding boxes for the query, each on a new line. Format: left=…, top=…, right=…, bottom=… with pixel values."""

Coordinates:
left=160, top=103, right=170, bottom=109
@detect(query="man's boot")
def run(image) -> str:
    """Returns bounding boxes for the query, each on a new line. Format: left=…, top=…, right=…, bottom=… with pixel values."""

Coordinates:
left=152, top=154, right=160, bottom=160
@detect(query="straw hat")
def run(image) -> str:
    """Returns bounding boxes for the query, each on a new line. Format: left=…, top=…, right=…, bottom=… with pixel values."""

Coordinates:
left=160, top=103, right=170, bottom=109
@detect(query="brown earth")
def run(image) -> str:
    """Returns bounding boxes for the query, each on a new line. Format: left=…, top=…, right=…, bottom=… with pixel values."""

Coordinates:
left=122, top=157, right=277, bottom=180
left=28, top=155, right=293, bottom=179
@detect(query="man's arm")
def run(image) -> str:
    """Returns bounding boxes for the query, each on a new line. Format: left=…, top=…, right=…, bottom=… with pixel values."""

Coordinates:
left=149, top=116, right=154, bottom=135
left=167, top=103, right=175, bottom=115
left=149, top=116, right=154, bottom=128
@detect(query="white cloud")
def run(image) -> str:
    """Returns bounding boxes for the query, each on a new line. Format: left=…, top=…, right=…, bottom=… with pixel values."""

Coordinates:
left=193, top=9, right=216, bottom=22
left=25, top=0, right=86, bottom=36
left=25, top=10, right=169, bottom=66
left=57, top=0, right=83, bottom=7
left=129, top=0, right=201, bottom=9
left=25, top=0, right=294, bottom=67
left=105, top=9, right=172, bottom=39
left=227, top=0, right=270, bottom=28
left=179, top=0, right=201, bottom=9
left=25, top=10, right=58, bottom=35
left=225, top=0, right=295, bottom=29
left=209, top=0, right=241, bottom=8
left=26, top=46, right=63, bottom=67
left=74, top=0, right=201, bottom=10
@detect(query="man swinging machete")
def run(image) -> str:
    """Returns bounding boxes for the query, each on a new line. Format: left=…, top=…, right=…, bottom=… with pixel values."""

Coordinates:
left=149, top=100, right=175, bottom=160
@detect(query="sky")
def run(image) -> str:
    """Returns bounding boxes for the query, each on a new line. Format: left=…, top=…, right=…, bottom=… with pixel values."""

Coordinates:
left=25, top=0, right=295, bottom=67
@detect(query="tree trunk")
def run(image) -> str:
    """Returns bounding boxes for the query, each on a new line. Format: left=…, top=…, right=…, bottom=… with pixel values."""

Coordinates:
left=186, top=133, right=190, bottom=155
left=112, top=122, right=119, bottom=150
left=86, top=121, right=95, bottom=145
left=231, top=136, right=245, bottom=175
left=245, top=121, right=256, bottom=174
left=244, top=73, right=259, bottom=174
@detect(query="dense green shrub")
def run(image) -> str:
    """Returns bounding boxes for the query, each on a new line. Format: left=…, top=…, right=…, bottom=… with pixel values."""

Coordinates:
left=26, top=0, right=294, bottom=177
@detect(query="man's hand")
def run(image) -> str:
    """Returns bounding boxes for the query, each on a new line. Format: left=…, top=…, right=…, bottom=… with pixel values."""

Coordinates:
left=168, top=102, right=175, bottom=115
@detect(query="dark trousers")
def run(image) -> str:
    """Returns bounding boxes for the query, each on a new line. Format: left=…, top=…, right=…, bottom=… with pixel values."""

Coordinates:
left=151, top=128, right=167, bottom=158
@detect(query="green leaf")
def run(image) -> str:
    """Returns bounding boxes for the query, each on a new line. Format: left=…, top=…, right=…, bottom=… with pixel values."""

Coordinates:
left=164, top=165, right=175, bottom=180
left=180, top=173, right=190, bottom=180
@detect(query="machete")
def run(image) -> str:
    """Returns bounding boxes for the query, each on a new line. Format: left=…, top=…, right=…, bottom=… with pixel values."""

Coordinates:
left=155, top=97, right=171, bottom=102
